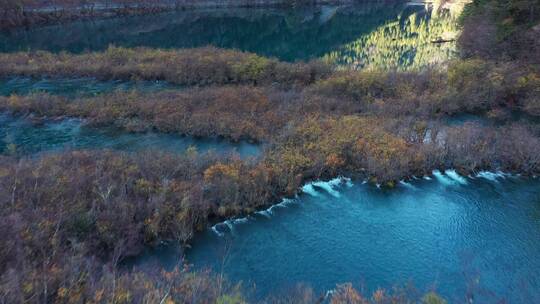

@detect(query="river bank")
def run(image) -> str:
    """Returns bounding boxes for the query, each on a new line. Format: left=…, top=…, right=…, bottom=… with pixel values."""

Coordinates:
left=0, top=0, right=367, bottom=31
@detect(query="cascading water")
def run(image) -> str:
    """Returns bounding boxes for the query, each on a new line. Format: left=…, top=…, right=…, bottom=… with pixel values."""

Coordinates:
left=132, top=172, right=540, bottom=303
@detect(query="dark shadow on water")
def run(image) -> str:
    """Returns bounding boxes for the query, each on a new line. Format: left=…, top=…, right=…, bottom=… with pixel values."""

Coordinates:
left=0, top=3, right=411, bottom=62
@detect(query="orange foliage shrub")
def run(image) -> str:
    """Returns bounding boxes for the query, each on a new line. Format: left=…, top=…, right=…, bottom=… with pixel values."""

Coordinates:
left=0, top=46, right=331, bottom=87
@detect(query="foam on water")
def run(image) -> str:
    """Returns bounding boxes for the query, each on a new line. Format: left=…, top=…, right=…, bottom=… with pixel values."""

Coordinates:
left=267, top=204, right=281, bottom=214
left=311, top=179, right=342, bottom=197
left=233, top=217, right=249, bottom=225
left=211, top=225, right=224, bottom=237
left=445, top=169, right=468, bottom=185
left=214, top=179, right=349, bottom=232
left=260, top=198, right=298, bottom=218
left=399, top=180, right=416, bottom=189
left=302, top=184, right=320, bottom=197
left=433, top=170, right=457, bottom=186
left=324, top=289, right=335, bottom=299
left=214, top=198, right=299, bottom=236
left=477, top=171, right=504, bottom=181
left=209, top=221, right=236, bottom=236
left=224, top=220, right=234, bottom=232
left=278, top=198, right=295, bottom=208
left=210, top=181, right=346, bottom=237
left=255, top=210, right=272, bottom=218
left=477, top=170, right=518, bottom=181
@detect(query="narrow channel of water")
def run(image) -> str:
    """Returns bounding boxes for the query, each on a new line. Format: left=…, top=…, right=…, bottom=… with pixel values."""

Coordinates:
left=0, top=76, right=174, bottom=97
left=0, top=114, right=261, bottom=157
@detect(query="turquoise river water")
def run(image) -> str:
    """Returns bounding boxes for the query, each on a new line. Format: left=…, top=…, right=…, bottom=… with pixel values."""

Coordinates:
left=135, top=173, right=540, bottom=303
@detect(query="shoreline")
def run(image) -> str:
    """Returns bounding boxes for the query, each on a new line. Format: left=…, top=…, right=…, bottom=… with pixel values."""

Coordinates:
left=201, top=167, right=530, bottom=243
left=1, top=0, right=368, bottom=32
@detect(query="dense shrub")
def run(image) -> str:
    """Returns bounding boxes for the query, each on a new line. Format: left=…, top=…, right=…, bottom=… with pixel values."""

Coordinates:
left=0, top=46, right=332, bottom=87
left=459, top=0, right=540, bottom=63
left=1, top=44, right=539, bottom=120
left=0, top=87, right=289, bottom=142
left=314, top=60, right=539, bottom=118
left=0, top=253, right=241, bottom=304
left=266, top=115, right=540, bottom=185
left=309, top=68, right=448, bottom=116
left=1, top=125, right=536, bottom=301
left=4, top=59, right=539, bottom=135
left=267, top=116, right=424, bottom=183
left=0, top=86, right=366, bottom=143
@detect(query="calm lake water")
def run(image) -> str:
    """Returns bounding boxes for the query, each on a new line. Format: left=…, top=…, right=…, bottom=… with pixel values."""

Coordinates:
left=0, top=114, right=261, bottom=157
left=1, top=1, right=463, bottom=70
left=136, top=174, right=540, bottom=303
